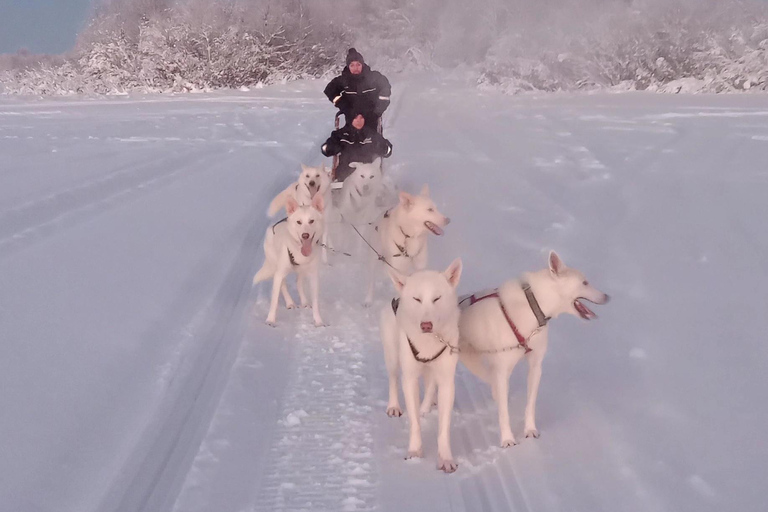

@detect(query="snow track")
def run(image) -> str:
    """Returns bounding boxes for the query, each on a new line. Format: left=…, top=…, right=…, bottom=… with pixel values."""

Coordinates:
left=2, top=79, right=767, bottom=512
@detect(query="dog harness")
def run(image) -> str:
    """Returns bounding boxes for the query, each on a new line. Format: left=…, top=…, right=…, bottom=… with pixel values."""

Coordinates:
left=272, top=217, right=320, bottom=268
left=391, top=298, right=447, bottom=363
left=458, top=283, right=550, bottom=354
left=379, top=210, right=421, bottom=259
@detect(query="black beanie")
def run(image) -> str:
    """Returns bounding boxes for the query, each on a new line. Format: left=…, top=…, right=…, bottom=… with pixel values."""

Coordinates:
left=345, top=48, right=365, bottom=66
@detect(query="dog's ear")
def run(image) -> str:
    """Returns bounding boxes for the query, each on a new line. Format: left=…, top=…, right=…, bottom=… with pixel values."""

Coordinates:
left=387, top=267, right=407, bottom=293
left=349, top=162, right=360, bottom=169
left=549, top=250, right=567, bottom=276
left=420, top=184, right=430, bottom=197
left=372, top=157, right=382, bottom=169
left=444, top=258, right=463, bottom=288
left=399, top=191, right=414, bottom=210
left=300, top=163, right=310, bottom=174
left=311, top=191, right=325, bottom=213
left=319, top=162, right=328, bottom=174
left=286, top=196, right=300, bottom=215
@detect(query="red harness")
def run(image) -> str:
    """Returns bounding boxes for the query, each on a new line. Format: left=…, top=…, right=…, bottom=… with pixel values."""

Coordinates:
left=459, top=290, right=533, bottom=354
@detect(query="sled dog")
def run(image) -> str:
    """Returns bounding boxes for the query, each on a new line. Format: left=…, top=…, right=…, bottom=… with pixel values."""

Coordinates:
left=364, top=185, right=450, bottom=306
left=253, top=193, right=326, bottom=327
left=268, top=163, right=333, bottom=263
left=337, top=158, right=384, bottom=225
left=454, top=251, right=609, bottom=447
left=379, top=259, right=463, bottom=473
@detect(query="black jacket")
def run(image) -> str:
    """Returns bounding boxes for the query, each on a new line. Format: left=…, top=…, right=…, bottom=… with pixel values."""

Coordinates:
left=324, top=65, right=391, bottom=125
left=321, top=123, right=393, bottom=181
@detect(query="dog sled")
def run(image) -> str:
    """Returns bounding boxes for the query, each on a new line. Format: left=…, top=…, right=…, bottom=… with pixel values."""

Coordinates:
left=330, top=112, right=384, bottom=190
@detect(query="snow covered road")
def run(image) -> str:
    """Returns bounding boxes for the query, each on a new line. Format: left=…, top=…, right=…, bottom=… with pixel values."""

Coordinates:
left=1, top=79, right=766, bottom=512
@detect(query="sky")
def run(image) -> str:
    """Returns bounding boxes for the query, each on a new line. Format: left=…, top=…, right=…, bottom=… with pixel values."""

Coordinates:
left=0, top=0, right=93, bottom=54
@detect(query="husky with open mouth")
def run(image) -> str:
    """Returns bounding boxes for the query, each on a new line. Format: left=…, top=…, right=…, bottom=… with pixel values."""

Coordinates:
left=364, top=184, right=450, bottom=306
left=268, top=163, right=334, bottom=263
left=453, top=251, right=609, bottom=447
left=253, top=193, right=327, bottom=327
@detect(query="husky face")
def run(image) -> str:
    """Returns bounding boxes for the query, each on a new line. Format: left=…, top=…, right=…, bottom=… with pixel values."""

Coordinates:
left=285, top=193, right=325, bottom=257
left=398, top=184, right=450, bottom=236
left=548, top=251, right=610, bottom=320
left=347, top=158, right=383, bottom=197
left=389, top=259, right=463, bottom=334
left=299, top=163, right=331, bottom=198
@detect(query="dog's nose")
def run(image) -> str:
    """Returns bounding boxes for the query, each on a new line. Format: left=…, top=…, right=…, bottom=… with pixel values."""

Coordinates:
left=309, top=181, right=316, bottom=187
left=602, top=294, right=610, bottom=304
left=302, top=233, right=310, bottom=240
left=420, top=321, right=433, bottom=333
left=443, top=217, right=451, bottom=225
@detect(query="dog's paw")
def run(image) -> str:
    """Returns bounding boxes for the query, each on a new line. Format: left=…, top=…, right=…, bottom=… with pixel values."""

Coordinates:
left=405, top=448, right=423, bottom=460
left=362, top=300, right=372, bottom=309
left=386, top=406, right=402, bottom=417
left=285, top=303, right=296, bottom=310
left=501, top=437, right=518, bottom=448
left=314, top=320, right=328, bottom=328
left=300, top=303, right=311, bottom=309
left=419, top=404, right=432, bottom=417
left=437, top=458, right=458, bottom=474
left=525, top=428, right=540, bottom=439
left=265, top=320, right=277, bottom=328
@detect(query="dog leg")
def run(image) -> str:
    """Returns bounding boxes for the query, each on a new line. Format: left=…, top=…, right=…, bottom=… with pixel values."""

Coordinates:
left=436, top=372, right=458, bottom=473
left=420, top=367, right=437, bottom=416
left=321, top=228, right=329, bottom=264
left=296, top=273, right=309, bottom=308
left=266, top=270, right=288, bottom=326
left=495, top=369, right=517, bottom=447
left=402, top=372, right=423, bottom=459
left=363, top=252, right=376, bottom=307
left=281, top=280, right=296, bottom=309
left=308, top=267, right=325, bottom=327
left=524, top=359, right=543, bottom=439
left=380, top=311, right=402, bottom=417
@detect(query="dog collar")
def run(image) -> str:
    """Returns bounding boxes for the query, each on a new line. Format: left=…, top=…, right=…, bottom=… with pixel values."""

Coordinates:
left=287, top=248, right=299, bottom=266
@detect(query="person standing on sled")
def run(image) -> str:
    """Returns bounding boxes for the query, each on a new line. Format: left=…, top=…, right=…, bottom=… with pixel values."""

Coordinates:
left=324, top=48, right=391, bottom=129
left=321, top=111, right=392, bottom=183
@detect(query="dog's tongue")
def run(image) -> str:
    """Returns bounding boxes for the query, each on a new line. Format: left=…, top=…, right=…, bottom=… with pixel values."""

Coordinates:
left=425, top=221, right=444, bottom=236
left=301, top=237, right=313, bottom=257
left=574, top=299, right=596, bottom=320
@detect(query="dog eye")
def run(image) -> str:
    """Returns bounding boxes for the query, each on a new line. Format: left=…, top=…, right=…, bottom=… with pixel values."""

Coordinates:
left=297, top=220, right=302, bottom=225
left=428, top=208, right=434, bottom=212
left=370, top=176, right=374, bottom=179
left=360, top=174, right=364, bottom=178
left=433, top=296, right=441, bottom=303
left=583, top=280, right=589, bottom=286
left=413, top=297, right=422, bottom=303
left=309, top=219, right=314, bottom=224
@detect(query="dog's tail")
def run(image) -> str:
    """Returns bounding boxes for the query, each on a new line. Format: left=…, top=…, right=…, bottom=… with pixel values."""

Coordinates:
left=252, top=262, right=275, bottom=286
left=267, top=184, right=295, bottom=217
left=459, top=348, right=491, bottom=384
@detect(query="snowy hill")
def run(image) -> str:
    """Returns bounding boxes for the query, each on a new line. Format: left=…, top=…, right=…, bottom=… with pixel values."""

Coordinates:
left=1, top=76, right=766, bottom=512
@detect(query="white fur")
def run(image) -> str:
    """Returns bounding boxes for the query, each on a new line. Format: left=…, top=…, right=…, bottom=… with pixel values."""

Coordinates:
left=454, top=251, right=610, bottom=447
left=268, top=163, right=334, bottom=263
left=380, top=259, right=463, bottom=473
left=337, top=158, right=385, bottom=225
left=364, top=184, right=450, bottom=306
left=253, top=193, right=327, bottom=327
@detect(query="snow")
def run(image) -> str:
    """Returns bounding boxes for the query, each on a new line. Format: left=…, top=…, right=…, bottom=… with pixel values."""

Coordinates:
left=1, top=75, right=766, bottom=512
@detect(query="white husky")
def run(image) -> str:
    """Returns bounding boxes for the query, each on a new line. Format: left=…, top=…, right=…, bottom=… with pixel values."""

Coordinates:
left=253, top=194, right=326, bottom=327
left=337, top=158, right=384, bottom=225
left=454, top=251, right=609, bottom=447
left=364, top=185, right=450, bottom=306
left=380, top=259, right=463, bottom=473
left=268, top=163, right=333, bottom=262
